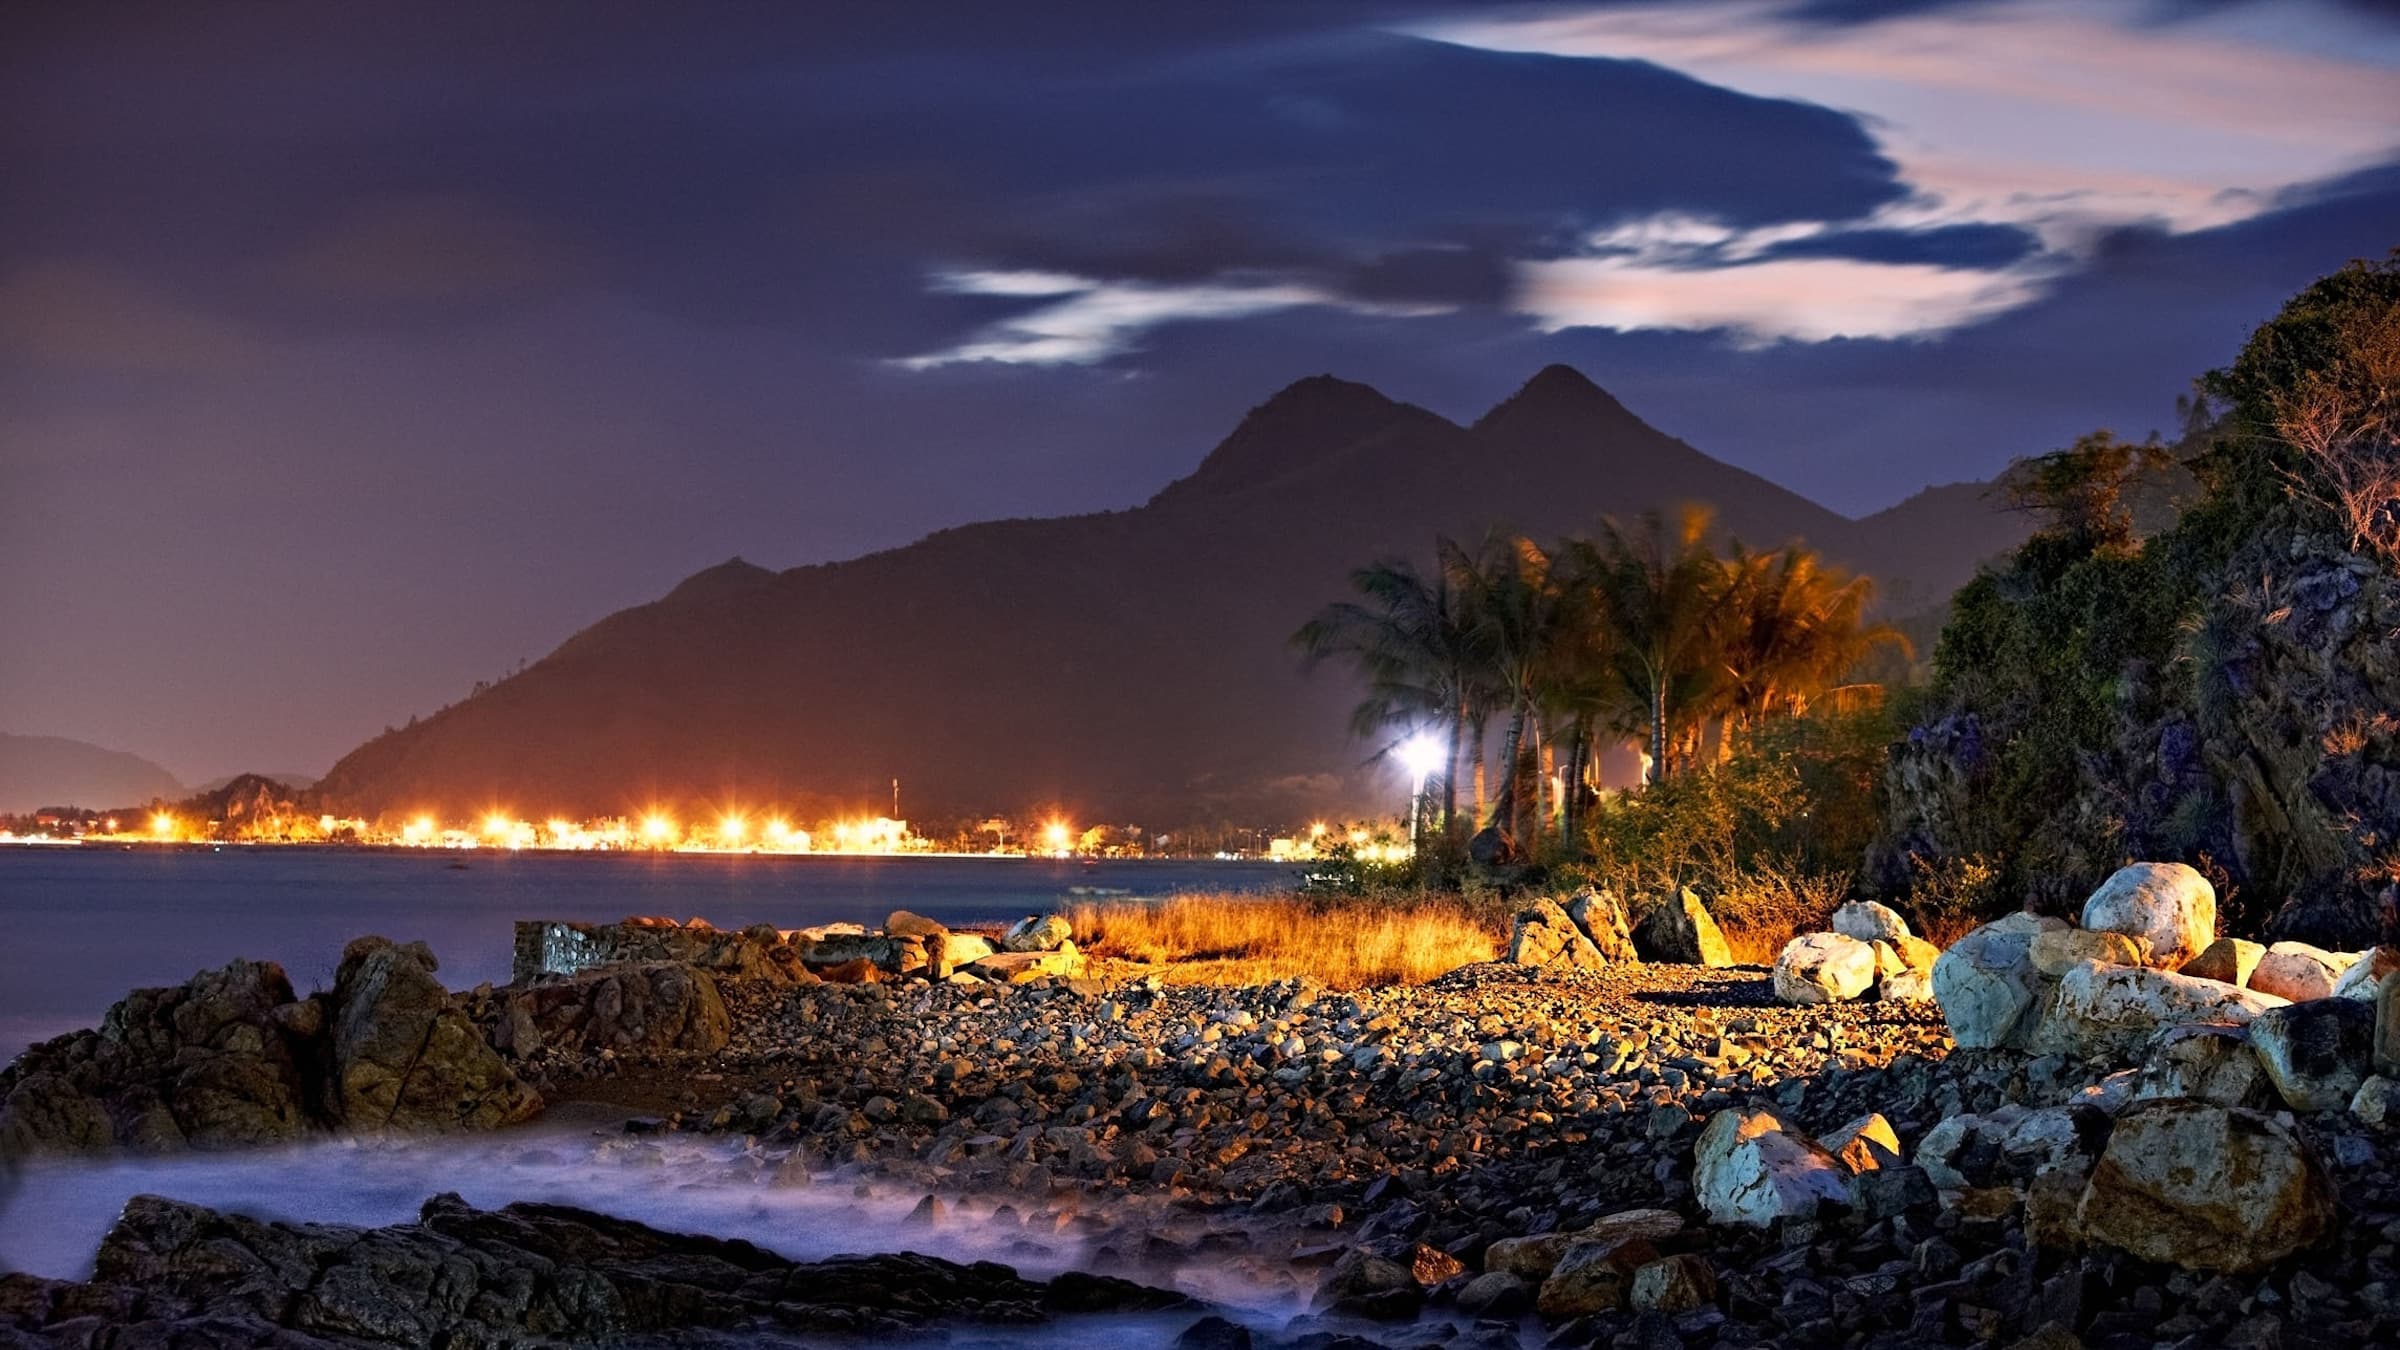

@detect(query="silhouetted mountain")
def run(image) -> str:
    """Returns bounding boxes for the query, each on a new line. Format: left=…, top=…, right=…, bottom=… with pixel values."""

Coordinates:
left=0, top=734, right=183, bottom=814
left=314, top=368, right=2033, bottom=824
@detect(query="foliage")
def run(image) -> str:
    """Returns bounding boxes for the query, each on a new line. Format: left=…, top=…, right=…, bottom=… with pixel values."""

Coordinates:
left=1061, top=890, right=1502, bottom=988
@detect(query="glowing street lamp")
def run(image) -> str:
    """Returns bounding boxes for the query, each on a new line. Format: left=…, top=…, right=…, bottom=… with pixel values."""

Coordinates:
left=720, top=813, right=747, bottom=846
left=641, top=814, right=675, bottom=847
left=1044, top=821, right=1072, bottom=856
left=150, top=812, right=175, bottom=840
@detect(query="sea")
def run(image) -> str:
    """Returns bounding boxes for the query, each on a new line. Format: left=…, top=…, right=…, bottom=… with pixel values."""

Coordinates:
left=0, top=846, right=1316, bottom=1336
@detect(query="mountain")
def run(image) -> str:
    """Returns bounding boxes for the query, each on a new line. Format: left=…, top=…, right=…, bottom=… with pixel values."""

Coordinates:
left=0, top=734, right=184, bottom=814
left=313, top=367, right=2032, bottom=825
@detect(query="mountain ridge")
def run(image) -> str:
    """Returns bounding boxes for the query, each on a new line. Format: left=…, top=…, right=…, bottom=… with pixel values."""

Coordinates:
left=314, top=367, right=2033, bottom=824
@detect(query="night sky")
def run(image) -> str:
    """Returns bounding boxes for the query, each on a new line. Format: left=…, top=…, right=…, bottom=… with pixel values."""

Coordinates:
left=5, top=1, right=2397, bottom=785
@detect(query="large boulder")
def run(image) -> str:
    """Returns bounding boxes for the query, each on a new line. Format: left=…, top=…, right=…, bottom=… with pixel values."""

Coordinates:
left=1631, top=889, right=1733, bottom=967
left=1564, top=889, right=1639, bottom=962
left=2248, top=942, right=2359, bottom=1003
left=1692, top=1108, right=1848, bottom=1227
left=330, top=937, right=541, bottom=1133
left=1772, top=933, right=1878, bottom=1004
left=800, top=931, right=927, bottom=976
left=2248, top=997, right=2375, bottom=1111
left=2081, top=862, right=2215, bottom=970
left=2073, top=1101, right=2333, bottom=1273
left=1831, top=900, right=1911, bottom=945
left=2028, top=927, right=2148, bottom=977
left=2039, top=960, right=2288, bottom=1063
left=1536, top=1234, right=1660, bottom=1321
left=1508, top=898, right=1610, bottom=972
left=0, top=959, right=314, bottom=1157
left=1931, top=912, right=2061, bottom=1049
left=1003, top=915, right=1073, bottom=953
left=497, top=962, right=731, bottom=1058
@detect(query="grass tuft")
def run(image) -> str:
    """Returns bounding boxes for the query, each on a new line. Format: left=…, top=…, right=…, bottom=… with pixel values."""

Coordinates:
left=1062, top=890, right=1502, bottom=988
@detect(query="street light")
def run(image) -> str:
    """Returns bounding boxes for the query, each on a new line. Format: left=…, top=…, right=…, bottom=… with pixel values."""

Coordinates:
left=1398, top=733, right=1443, bottom=851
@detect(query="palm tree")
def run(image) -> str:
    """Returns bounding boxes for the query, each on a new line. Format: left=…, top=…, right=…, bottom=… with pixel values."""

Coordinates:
left=1293, top=548, right=1489, bottom=839
left=1710, top=545, right=1905, bottom=741
left=1562, top=506, right=1733, bottom=784
left=1453, top=531, right=1560, bottom=848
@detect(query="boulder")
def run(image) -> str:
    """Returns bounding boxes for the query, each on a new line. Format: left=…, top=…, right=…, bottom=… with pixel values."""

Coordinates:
left=0, top=958, right=314, bottom=1157
left=1483, top=1209, right=1684, bottom=1282
left=1878, top=966, right=1934, bottom=1003
left=498, top=962, right=731, bottom=1057
left=1507, top=898, right=1610, bottom=972
left=2248, top=942, right=2358, bottom=1003
left=2248, top=998, right=2375, bottom=1111
left=2029, top=927, right=2148, bottom=977
left=2073, top=1101, right=2333, bottom=1273
left=2137, top=1023, right=2275, bottom=1109
left=1931, top=912, right=2061, bottom=1049
left=965, top=949, right=1084, bottom=983
left=884, top=910, right=949, bottom=939
left=2081, top=862, right=2215, bottom=970
left=2352, top=1073, right=2400, bottom=1126
left=2381, top=971, right=2400, bottom=1076
left=1564, top=889, right=1639, bottom=962
left=1831, top=900, right=1911, bottom=945
left=1692, top=1108, right=1849, bottom=1227
left=1454, top=1272, right=1532, bottom=1316
left=1003, top=915, right=1073, bottom=953
left=2181, top=937, right=2266, bottom=988
left=800, top=932, right=927, bottom=976
left=2040, top=959, right=2288, bottom=1063
left=1631, top=889, right=1733, bottom=967
left=1536, top=1235, right=1659, bottom=1321
left=1628, top=1254, right=1718, bottom=1314
left=1313, top=1249, right=1418, bottom=1315
left=330, top=937, right=541, bottom=1133
left=512, top=918, right=801, bottom=984
left=1772, top=933, right=1878, bottom=1004
left=1890, top=934, right=1943, bottom=972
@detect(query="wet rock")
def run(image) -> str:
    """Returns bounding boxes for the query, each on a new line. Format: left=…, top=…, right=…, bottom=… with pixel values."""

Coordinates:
left=1537, top=1233, right=1660, bottom=1320
left=1455, top=1271, right=1532, bottom=1316
left=2182, top=937, right=2267, bottom=988
left=1933, top=912, right=2059, bottom=1049
left=330, top=937, right=542, bottom=1133
left=2081, top=862, right=2216, bottom=970
left=1692, top=1108, right=1848, bottom=1227
left=1833, top=899, right=1912, bottom=945
left=1174, top=1315, right=1254, bottom=1350
left=1484, top=1209, right=1685, bottom=1282
left=2248, top=998, right=2374, bottom=1111
left=512, top=917, right=801, bottom=984
left=2073, top=1100, right=2333, bottom=1273
left=1315, top=1248, right=1421, bottom=1317
left=1773, top=933, right=1878, bottom=1004
left=1631, top=889, right=1732, bottom=967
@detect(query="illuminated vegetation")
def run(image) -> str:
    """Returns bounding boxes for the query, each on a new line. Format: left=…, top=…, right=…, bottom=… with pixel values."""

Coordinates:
left=1063, top=891, right=1503, bottom=988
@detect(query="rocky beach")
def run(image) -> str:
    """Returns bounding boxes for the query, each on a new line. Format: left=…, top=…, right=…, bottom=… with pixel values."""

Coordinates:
left=6, top=864, right=2400, bottom=1348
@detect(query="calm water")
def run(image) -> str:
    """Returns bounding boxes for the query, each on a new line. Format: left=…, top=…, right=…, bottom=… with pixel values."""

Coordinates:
left=0, top=846, right=1293, bottom=1062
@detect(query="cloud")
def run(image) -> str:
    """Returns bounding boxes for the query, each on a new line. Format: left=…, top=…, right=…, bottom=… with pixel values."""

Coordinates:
left=1521, top=249, right=2048, bottom=344
left=897, top=269, right=1444, bottom=368
left=276, top=195, right=580, bottom=304
left=0, top=262, right=268, bottom=372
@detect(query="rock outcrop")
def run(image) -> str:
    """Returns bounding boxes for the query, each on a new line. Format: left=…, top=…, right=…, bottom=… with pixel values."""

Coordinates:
left=329, top=938, right=542, bottom=1133
left=484, top=961, right=732, bottom=1059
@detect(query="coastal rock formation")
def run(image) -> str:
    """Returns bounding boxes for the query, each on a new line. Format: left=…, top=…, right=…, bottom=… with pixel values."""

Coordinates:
left=329, top=937, right=542, bottom=1133
left=2072, top=1101, right=2333, bottom=1273
left=0, top=958, right=312, bottom=1157
left=513, top=917, right=805, bottom=984
left=1631, top=889, right=1733, bottom=967
left=0, top=1192, right=1188, bottom=1346
left=2081, top=862, right=2216, bottom=970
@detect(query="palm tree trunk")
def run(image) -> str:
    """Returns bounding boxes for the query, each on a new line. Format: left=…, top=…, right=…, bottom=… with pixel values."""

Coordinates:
left=1443, top=703, right=1464, bottom=841
left=1648, top=667, right=1668, bottom=785
left=1471, top=716, right=1488, bottom=823
left=1489, top=708, right=1524, bottom=837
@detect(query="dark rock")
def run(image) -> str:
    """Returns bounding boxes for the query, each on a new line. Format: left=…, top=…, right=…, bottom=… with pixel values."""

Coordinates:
left=329, top=937, right=541, bottom=1133
left=496, top=961, right=731, bottom=1057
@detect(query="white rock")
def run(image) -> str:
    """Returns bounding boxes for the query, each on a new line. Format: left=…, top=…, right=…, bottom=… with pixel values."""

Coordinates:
left=1831, top=900, right=1911, bottom=945
left=2247, top=997, right=2375, bottom=1112
left=2041, top=959, right=2288, bottom=1063
left=2248, top=942, right=2358, bottom=1003
left=2137, top=1023, right=2274, bottom=1109
left=1931, top=913, right=2060, bottom=1049
left=1878, top=967, right=1934, bottom=1003
left=2081, top=863, right=2215, bottom=970
left=1693, top=1108, right=1851, bottom=1227
left=2332, top=954, right=2383, bottom=1000
left=1772, top=933, right=1879, bottom=1005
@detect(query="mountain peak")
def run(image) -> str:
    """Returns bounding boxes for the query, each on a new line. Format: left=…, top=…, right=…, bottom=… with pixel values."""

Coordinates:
left=1474, top=364, right=1637, bottom=432
left=663, top=556, right=776, bottom=604
left=1149, top=374, right=1415, bottom=508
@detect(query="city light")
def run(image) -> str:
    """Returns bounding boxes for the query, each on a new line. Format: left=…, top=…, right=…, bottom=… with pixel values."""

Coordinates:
left=720, top=813, right=747, bottom=843
left=642, top=814, right=676, bottom=845
left=1044, top=821, right=1072, bottom=856
left=150, top=813, right=175, bottom=838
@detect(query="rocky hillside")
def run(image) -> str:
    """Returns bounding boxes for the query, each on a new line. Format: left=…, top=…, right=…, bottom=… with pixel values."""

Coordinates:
left=313, top=366, right=2029, bottom=824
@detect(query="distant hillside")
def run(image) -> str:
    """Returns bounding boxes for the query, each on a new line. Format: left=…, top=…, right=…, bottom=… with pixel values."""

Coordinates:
left=315, top=366, right=2034, bottom=824
left=0, top=734, right=183, bottom=814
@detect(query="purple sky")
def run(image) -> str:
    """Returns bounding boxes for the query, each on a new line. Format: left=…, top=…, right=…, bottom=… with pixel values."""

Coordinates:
left=4, top=0, right=2397, bottom=784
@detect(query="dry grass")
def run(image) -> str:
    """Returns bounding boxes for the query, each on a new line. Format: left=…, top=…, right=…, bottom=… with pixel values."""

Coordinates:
left=1062, top=890, right=1501, bottom=988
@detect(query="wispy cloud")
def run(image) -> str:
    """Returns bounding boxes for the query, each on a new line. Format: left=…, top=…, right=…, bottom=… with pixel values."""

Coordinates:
left=0, top=262, right=270, bottom=373
left=1412, top=0, right=2400, bottom=342
left=897, top=269, right=1442, bottom=368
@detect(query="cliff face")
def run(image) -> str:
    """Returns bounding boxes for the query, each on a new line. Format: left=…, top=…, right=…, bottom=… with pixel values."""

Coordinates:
left=315, top=367, right=2028, bottom=824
